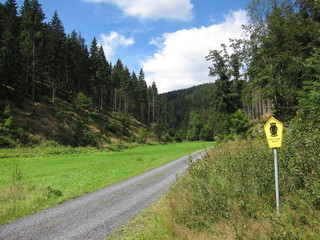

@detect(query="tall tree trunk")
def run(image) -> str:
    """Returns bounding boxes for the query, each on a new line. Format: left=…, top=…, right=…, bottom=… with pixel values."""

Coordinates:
left=124, top=96, right=127, bottom=116
left=113, top=89, right=117, bottom=112
left=100, top=87, right=103, bottom=110
left=148, top=99, right=150, bottom=124
left=25, top=59, right=29, bottom=96
left=140, top=103, right=143, bottom=120
left=32, top=41, right=35, bottom=113
left=152, top=94, right=155, bottom=123
left=52, top=82, right=55, bottom=104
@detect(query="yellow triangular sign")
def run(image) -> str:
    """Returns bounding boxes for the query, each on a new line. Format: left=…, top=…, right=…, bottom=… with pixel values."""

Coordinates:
left=264, top=117, right=284, bottom=148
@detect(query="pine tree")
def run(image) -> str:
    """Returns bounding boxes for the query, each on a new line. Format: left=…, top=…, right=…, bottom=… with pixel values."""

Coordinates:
left=20, top=0, right=45, bottom=110
left=96, top=46, right=111, bottom=110
left=151, top=81, right=158, bottom=123
left=64, top=31, right=90, bottom=97
left=47, top=11, right=66, bottom=104
left=0, top=0, right=21, bottom=103
left=137, top=69, right=148, bottom=122
left=111, top=59, right=124, bottom=112
left=121, top=66, right=131, bottom=114
left=89, top=37, right=100, bottom=104
left=129, top=71, right=138, bottom=116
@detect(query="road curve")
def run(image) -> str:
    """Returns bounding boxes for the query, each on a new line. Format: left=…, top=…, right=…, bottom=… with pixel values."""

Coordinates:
left=0, top=148, right=209, bottom=240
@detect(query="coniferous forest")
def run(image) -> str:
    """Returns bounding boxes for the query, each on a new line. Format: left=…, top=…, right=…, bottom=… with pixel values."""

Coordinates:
left=0, top=0, right=320, bottom=147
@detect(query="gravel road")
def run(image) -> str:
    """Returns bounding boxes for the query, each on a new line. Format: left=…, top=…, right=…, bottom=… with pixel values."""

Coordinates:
left=0, top=148, right=208, bottom=240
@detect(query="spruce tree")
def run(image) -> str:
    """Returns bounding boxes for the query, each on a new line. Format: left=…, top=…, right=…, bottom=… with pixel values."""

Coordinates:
left=0, top=0, right=21, bottom=103
left=47, top=11, right=66, bottom=104
left=20, top=0, right=45, bottom=109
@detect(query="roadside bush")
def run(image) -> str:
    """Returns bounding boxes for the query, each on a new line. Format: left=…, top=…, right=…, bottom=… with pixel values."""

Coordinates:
left=71, top=120, right=97, bottom=147
left=73, top=92, right=93, bottom=115
left=150, top=123, right=164, bottom=141
left=199, top=125, right=214, bottom=141
left=174, top=129, right=185, bottom=142
left=0, top=105, right=27, bottom=148
left=0, top=135, right=16, bottom=148
left=137, top=127, right=148, bottom=144
left=160, top=132, right=173, bottom=143
left=187, top=112, right=203, bottom=141
left=230, top=109, right=250, bottom=135
left=187, top=128, right=197, bottom=141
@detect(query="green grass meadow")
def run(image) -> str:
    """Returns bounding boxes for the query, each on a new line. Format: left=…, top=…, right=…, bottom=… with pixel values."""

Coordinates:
left=0, top=141, right=214, bottom=225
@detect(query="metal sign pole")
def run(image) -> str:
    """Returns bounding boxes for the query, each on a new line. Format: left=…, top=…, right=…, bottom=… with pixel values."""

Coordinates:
left=264, top=117, right=283, bottom=213
left=273, top=148, right=280, bottom=214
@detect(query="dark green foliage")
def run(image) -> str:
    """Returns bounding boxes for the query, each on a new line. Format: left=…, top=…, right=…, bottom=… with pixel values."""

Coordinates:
left=150, top=123, right=163, bottom=141
left=47, top=11, right=66, bottom=104
left=0, top=135, right=15, bottom=148
left=163, top=83, right=213, bottom=131
left=281, top=81, right=320, bottom=195
left=137, top=127, right=148, bottom=144
left=160, top=132, right=173, bottom=143
left=187, top=112, right=203, bottom=141
left=19, top=0, right=45, bottom=107
left=230, top=109, right=250, bottom=135
left=46, top=186, right=63, bottom=199
left=199, top=125, right=214, bottom=141
left=0, top=0, right=21, bottom=103
left=150, top=123, right=175, bottom=143
left=205, top=43, right=246, bottom=137
left=174, top=129, right=185, bottom=142
left=73, top=92, right=93, bottom=113
left=201, top=0, right=320, bottom=137
left=208, top=112, right=230, bottom=136
left=71, top=120, right=97, bottom=147
left=296, top=82, right=320, bottom=126
left=0, top=105, right=15, bottom=147
left=0, top=105, right=29, bottom=147
left=245, top=0, right=320, bottom=121
left=206, top=44, right=245, bottom=115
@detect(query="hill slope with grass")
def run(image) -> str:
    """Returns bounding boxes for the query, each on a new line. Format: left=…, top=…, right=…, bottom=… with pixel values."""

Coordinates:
left=0, top=95, right=151, bottom=148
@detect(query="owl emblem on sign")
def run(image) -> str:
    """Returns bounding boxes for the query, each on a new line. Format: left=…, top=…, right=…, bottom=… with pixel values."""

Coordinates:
left=270, top=123, right=278, bottom=137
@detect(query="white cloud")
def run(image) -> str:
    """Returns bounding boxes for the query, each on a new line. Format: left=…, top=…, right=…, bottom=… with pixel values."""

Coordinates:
left=83, top=0, right=193, bottom=20
left=99, top=31, right=134, bottom=60
left=149, top=37, right=164, bottom=48
left=141, top=10, right=248, bottom=93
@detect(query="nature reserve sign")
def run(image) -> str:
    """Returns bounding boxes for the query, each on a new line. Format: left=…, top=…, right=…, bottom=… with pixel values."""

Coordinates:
left=264, top=116, right=284, bottom=213
left=264, top=117, right=283, bottom=149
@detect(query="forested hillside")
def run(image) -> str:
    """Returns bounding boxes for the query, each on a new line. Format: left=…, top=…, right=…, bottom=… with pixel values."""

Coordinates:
left=1, top=0, right=320, bottom=148
left=163, top=83, right=213, bottom=130
left=0, top=0, right=161, bottom=120
left=0, top=0, right=170, bottom=147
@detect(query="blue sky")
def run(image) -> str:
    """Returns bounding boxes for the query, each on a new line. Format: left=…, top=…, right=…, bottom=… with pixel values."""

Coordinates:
left=3, top=0, right=251, bottom=93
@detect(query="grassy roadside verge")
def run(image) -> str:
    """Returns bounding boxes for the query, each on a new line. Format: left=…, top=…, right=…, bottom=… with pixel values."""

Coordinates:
left=108, top=132, right=320, bottom=239
left=0, top=141, right=214, bottom=225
